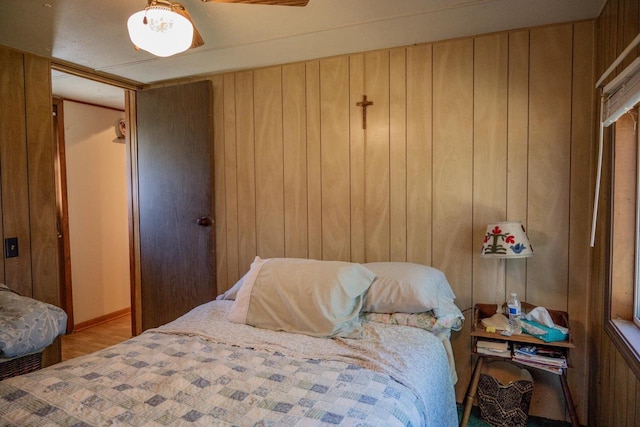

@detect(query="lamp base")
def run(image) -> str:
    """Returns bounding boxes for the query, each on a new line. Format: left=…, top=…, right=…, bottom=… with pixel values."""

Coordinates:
left=480, top=313, right=509, bottom=331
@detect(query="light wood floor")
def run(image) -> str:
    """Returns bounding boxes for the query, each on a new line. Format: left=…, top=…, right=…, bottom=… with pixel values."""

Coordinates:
left=61, top=315, right=132, bottom=361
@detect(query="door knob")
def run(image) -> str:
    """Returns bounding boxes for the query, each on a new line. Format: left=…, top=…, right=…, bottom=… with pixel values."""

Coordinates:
left=196, top=216, right=212, bottom=226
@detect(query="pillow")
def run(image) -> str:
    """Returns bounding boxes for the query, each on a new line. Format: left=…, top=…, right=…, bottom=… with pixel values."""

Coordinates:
left=0, top=284, right=68, bottom=358
left=362, top=262, right=457, bottom=314
left=362, top=310, right=463, bottom=335
left=228, top=257, right=376, bottom=338
left=215, top=272, right=247, bottom=301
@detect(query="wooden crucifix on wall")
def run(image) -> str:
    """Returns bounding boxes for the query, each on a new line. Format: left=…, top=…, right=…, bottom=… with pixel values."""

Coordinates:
left=356, top=95, right=374, bottom=129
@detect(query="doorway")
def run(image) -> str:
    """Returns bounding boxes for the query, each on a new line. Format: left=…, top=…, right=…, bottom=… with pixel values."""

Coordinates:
left=52, top=70, right=132, bottom=343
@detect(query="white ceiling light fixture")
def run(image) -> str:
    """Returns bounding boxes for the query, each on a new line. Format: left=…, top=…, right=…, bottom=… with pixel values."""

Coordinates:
left=127, top=0, right=308, bottom=58
left=127, top=0, right=197, bottom=57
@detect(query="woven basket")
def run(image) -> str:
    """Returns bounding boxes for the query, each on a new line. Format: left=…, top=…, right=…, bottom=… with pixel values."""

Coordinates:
left=478, top=372, right=534, bottom=427
left=0, top=352, right=42, bottom=381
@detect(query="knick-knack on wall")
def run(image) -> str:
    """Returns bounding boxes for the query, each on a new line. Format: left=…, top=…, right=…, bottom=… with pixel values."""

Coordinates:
left=115, top=118, right=126, bottom=140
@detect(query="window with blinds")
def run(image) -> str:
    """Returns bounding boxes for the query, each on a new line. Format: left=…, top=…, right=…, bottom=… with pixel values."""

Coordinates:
left=602, top=57, right=640, bottom=127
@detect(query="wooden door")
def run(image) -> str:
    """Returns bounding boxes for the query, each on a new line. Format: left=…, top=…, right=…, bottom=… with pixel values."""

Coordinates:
left=136, top=80, right=215, bottom=331
left=52, top=98, right=74, bottom=334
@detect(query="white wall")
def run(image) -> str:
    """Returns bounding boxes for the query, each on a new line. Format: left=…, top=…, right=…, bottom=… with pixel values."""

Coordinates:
left=64, top=101, right=130, bottom=325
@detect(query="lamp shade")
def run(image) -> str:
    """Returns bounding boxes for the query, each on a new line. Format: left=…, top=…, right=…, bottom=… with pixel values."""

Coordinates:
left=127, top=5, right=193, bottom=57
left=480, top=221, right=533, bottom=258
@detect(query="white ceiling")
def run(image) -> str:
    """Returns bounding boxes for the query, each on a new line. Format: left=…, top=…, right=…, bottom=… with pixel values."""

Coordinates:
left=0, top=0, right=606, bottom=111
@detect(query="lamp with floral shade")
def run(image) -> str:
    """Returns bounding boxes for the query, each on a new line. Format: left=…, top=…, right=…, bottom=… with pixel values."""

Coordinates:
left=480, top=221, right=534, bottom=315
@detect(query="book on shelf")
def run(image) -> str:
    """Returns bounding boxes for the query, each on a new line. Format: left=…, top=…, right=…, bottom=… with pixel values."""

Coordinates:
left=476, top=340, right=510, bottom=357
left=513, top=344, right=567, bottom=368
left=513, top=358, right=564, bottom=375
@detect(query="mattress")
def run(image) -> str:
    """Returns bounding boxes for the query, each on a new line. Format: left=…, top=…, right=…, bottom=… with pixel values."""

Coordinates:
left=0, top=301, right=458, bottom=426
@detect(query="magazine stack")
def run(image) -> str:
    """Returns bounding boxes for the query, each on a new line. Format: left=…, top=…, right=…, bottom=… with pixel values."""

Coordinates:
left=476, top=340, right=510, bottom=358
left=512, top=344, right=568, bottom=375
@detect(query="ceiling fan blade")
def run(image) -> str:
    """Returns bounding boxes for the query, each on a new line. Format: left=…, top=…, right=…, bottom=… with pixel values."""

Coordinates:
left=172, top=3, right=205, bottom=48
left=203, top=0, right=309, bottom=6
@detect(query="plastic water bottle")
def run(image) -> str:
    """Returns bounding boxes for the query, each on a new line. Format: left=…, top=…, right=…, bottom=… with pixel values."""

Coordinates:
left=507, top=293, right=522, bottom=334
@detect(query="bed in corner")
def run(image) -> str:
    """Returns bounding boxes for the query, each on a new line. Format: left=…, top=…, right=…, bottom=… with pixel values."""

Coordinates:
left=0, top=258, right=463, bottom=426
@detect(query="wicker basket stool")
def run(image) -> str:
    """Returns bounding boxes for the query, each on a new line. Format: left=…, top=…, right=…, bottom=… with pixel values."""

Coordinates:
left=477, top=363, right=534, bottom=427
left=0, top=352, right=43, bottom=381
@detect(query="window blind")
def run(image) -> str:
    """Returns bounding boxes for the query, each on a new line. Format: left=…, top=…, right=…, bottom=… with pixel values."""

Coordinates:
left=591, top=33, right=640, bottom=247
left=602, top=57, right=640, bottom=127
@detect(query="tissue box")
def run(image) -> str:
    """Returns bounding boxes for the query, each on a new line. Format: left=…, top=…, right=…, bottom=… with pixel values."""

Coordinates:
left=521, top=319, right=568, bottom=342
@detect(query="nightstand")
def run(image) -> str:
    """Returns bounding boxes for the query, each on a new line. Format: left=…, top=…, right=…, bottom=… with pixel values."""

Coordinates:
left=459, top=303, right=578, bottom=427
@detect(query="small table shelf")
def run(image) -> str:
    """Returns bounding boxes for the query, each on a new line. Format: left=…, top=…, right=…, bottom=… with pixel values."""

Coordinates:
left=459, top=303, right=579, bottom=427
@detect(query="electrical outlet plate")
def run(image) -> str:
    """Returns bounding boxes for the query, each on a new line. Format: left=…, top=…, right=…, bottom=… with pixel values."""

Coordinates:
left=5, top=237, right=18, bottom=258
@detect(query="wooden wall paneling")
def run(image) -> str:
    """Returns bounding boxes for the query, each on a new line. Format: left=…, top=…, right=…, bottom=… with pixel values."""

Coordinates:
left=432, top=38, right=474, bottom=403
left=305, top=61, right=322, bottom=260
left=600, top=0, right=614, bottom=80
left=626, top=378, right=640, bottom=427
left=635, top=376, right=640, bottom=427
left=24, top=54, right=60, bottom=366
left=0, top=47, right=32, bottom=296
left=235, top=71, right=258, bottom=272
left=126, top=90, right=143, bottom=335
left=24, top=55, right=57, bottom=305
left=592, top=344, right=606, bottom=427
left=389, top=47, right=407, bottom=262
left=527, top=24, right=574, bottom=421
left=254, top=66, right=285, bottom=258
left=506, top=30, right=530, bottom=301
left=364, top=50, right=390, bottom=262
left=472, top=33, right=508, bottom=305
left=590, top=98, right=612, bottom=425
left=432, top=38, right=474, bottom=315
left=621, top=0, right=639, bottom=69
left=568, top=20, right=595, bottom=424
left=589, top=15, right=606, bottom=427
left=594, top=333, right=606, bottom=426
left=0, top=47, right=21, bottom=286
left=614, top=350, right=630, bottom=426
left=223, top=74, right=240, bottom=285
left=528, top=369, right=569, bottom=420
left=607, top=0, right=620, bottom=84
left=211, top=75, right=228, bottom=292
left=612, top=115, right=636, bottom=317
left=207, top=86, right=218, bottom=225
left=405, top=44, right=432, bottom=266
left=602, top=339, right=613, bottom=427
left=607, top=343, right=617, bottom=427
left=349, top=54, right=366, bottom=263
left=616, top=0, right=625, bottom=62
left=595, top=4, right=605, bottom=78
left=282, top=63, right=308, bottom=259
left=320, top=57, right=351, bottom=261
left=613, top=0, right=624, bottom=58
left=527, top=24, right=573, bottom=311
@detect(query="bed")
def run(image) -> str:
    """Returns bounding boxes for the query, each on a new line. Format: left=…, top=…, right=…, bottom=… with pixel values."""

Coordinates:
left=0, top=258, right=463, bottom=426
left=0, top=284, right=67, bottom=380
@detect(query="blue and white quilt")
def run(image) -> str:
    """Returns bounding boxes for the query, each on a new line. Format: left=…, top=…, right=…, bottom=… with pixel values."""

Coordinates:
left=0, top=301, right=457, bottom=426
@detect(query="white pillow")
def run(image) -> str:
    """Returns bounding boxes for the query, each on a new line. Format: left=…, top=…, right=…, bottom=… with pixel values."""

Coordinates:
left=362, top=262, right=457, bottom=314
left=215, top=272, right=247, bottom=301
left=228, top=257, right=376, bottom=338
